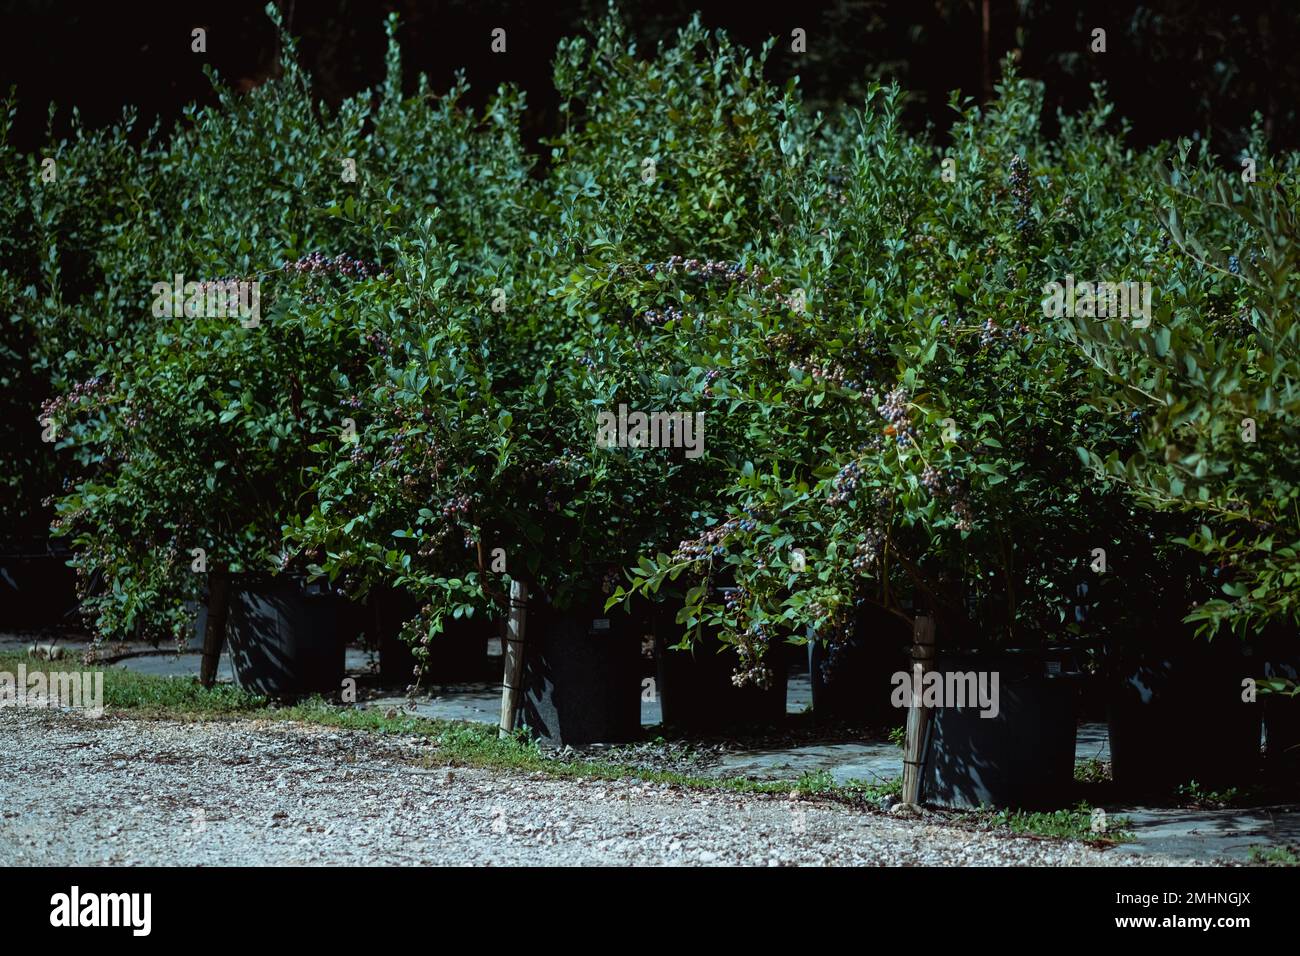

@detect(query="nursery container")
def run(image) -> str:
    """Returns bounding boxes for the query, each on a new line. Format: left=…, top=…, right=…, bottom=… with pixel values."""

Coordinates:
left=1263, top=658, right=1300, bottom=779
left=1107, top=640, right=1262, bottom=793
left=808, top=603, right=910, bottom=724
left=225, top=576, right=345, bottom=700
left=920, top=650, right=1080, bottom=810
left=521, top=598, right=641, bottom=746
left=1255, top=628, right=1300, bottom=780
left=653, top=595, right=788, bottom=733
left=369, top=587, right=490, bottom=687
left=0, top=544, right=78, bottom=630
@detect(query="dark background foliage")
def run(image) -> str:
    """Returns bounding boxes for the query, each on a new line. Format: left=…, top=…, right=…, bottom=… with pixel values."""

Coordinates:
left=1, top=0, right=1296, bottom=157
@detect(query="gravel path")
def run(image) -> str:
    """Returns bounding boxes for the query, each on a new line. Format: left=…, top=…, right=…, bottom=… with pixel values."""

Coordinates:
left=0, top=708, right=1201, bottom=866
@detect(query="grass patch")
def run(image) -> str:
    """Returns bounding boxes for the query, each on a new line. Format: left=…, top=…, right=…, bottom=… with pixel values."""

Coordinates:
left=1074, top=758, right=1110, bottom=784
left=791, top=769, right=901, bottom=804
left=0, top=651, right=265, bottom=715
left=1248, top=844, right=1300, bottom=866
left=1172, top=780, right=1265, bottom=809
left=982, top=803, right=1134, bottom=843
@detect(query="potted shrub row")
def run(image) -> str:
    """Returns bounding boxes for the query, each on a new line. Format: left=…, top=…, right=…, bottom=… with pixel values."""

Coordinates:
left=19, top=6, right=1297, bottom=794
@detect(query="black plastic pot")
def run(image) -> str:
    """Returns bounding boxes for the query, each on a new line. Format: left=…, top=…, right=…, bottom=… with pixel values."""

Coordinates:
left=521, top=600, right=641, bottom=746
left=1262, top=658, right=1300, bottom=780
left=808, top=603, right=909, bottom=725
left=652, top=598, right=788, bottom=733
left=920, top=650, right=1079, bottom=810
left=225, top=576, right=345, bottom=700
left=369, top=587, right=490, bottom=687
left=0, top=547, right=78, bottom=630
left=1107, top=641, right=1262, bottom=793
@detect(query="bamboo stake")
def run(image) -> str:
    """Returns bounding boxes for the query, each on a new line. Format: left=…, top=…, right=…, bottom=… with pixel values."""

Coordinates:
left=900, top=614, right=936, bottom=805
left=199, top=570, right=230, bottom=688
left=498, top=580, right=528, bottom=737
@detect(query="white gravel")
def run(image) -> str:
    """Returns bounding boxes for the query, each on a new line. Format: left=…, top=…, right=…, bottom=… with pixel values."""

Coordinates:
left=0, top=708, right=1198, bottom=866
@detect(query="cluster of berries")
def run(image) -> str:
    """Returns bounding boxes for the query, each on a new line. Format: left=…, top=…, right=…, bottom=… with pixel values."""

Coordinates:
left=765, top=331, right=797, bottom=354
left=638, top=306, right=684, bottom=327
left=442, top=494, right=472, bottom=519
left=856, top=384, right=881, bottom=409
left=951, top=498, right=975, bottom=533
left=876, top=388, right=916, bottom=447
left=119, top=403, right=145, bottom=431
left=828, top=459, right=863, bottom=506
left=818, top=636, right=848, bottom=684
left=538, top=449, right=582, bottom=477
left=731, top=640, right=773, bottom=690
left=978, top=317, right=1031, bottom=348
left=851, top=529, right=884, bottom=574
left=416, top=525, right=451, bottom=558
left=702, top=369, right=721, bottom=397
left=842, top=335, right=885, bottom=376
left=280, top=252, right=388, bottom=280
left=183, top=278, right=249, bottom=313
left=383, top=438, right=409, bottom=468
left=813, top=605, right=860, bottom=682
left=730, top=663, right=773, bottom=689
left=370, top=409, right=443, bottom=476
left=673, top=511, right=761, bottom=562
left=722, top=585, right=750, bottom=615
left=674, top=524, right=730, bottom=562
left=601, top=568, right=622, bottom=595
left=788, top=361, right=864, bottom=393
left=644, top=256, right=797, bottom=305
left=920, top=465, right=964, bottom=499
left=647, top=256, right=755, bottom=283
left=1008, top=155, right=1036, bottom=239
left=1232, top=306, right=1256, bottom=338
left=363, top=331, right=391, bottom=356
left=41, top=376, right=108, bottom=423
left=577, top=355, right=597, bottom=371
left=806, top=599, right=832, bottom=626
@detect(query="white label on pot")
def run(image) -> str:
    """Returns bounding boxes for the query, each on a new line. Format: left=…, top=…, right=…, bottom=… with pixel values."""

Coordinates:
left=591, top=619, right=611, bottom=632
left=1045, top=660, right=1061, bottom=675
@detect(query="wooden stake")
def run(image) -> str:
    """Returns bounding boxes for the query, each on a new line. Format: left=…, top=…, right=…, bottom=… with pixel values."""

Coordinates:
left=499, top=580, right=528, bottom=737
left=199, top=570, right=230, bottom=688
left=900, top=614, right=936, bottom=805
